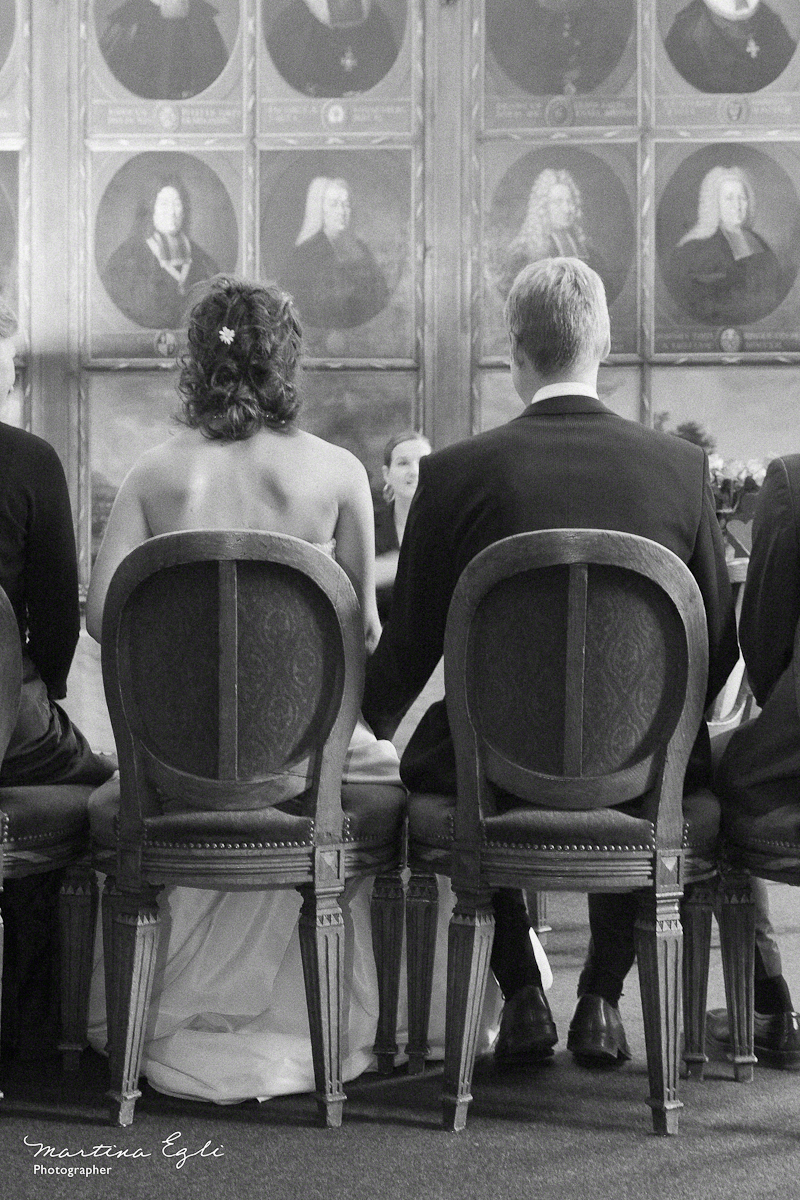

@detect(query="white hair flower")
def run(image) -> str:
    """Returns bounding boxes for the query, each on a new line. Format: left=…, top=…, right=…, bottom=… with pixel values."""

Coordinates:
left=219, top=326, right=235, bottom=345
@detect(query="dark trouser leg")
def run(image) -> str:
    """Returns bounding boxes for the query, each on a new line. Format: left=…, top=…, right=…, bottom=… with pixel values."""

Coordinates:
left=489, top=888, right=543, bottom=1000
left=578, top=892, right=638, bottom=1007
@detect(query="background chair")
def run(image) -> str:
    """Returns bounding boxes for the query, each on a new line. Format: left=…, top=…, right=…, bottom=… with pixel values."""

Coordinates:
left=90, top=531, right=405, bottom=1127
left=0, top=584, right=98, bottom=1088
left=404, top=529, right=751, bottom=1134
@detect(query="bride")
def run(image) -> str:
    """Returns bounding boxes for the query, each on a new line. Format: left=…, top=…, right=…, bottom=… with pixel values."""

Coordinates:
left=84, top=275, right=508, bottom=1103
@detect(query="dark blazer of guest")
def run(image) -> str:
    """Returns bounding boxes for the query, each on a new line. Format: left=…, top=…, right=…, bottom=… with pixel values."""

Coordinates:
left=716, top=455, right=800, bottom=819
left=738, top=455, right=800, bottom=706
left=363, top=392, right=738, bottom=795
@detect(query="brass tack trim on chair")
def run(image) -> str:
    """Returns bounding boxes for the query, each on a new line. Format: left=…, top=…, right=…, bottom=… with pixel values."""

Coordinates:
left=738, top=837, right=800, bottom=849
left=486, top=841, right=654, bottom=852
left=5, top=826, right=82, bottom=845
left=148, top=840, right=312, bottom=849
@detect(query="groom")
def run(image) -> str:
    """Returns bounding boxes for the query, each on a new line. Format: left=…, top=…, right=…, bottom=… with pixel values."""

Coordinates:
left=363, top=256, right=738, bottom=1067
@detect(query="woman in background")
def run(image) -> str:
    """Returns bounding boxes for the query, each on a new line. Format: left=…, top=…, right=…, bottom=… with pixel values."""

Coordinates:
left=85, top=276, right=499, bottom=1103
left=374, top=429, right=431, bottom=621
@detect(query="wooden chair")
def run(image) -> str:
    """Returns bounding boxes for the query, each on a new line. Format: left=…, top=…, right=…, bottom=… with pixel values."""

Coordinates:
left=404, top=529, right=751, bottom=1134
left=0, top=584, right=99, bottom=1089
left=89, top=530, right=406, bottom=1127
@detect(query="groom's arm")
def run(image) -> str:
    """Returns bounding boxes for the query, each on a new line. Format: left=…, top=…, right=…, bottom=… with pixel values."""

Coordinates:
left=363, top=456, right=455, bottom=739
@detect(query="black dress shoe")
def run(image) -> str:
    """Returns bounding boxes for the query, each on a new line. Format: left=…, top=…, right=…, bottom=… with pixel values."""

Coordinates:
left=493, top=984, right=558, bottom=1068
left=567, top=993, right=631, bottom=1068
left=706, top=1008, right=800, bottom=1069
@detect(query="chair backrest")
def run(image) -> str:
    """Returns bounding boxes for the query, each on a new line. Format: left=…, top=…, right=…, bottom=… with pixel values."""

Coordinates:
left=444, top=529, right=708, bottom=851
left=0, top=582, right=21, bottom=767
left=101, top=530, right=364, bottom=846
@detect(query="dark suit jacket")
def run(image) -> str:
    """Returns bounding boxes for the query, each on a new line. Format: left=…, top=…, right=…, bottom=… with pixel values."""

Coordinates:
left=717, top=455, right=800, bottom=819
left=738, top=454, right=800, bottom=707
left=362, top=393, right=738, bottom=794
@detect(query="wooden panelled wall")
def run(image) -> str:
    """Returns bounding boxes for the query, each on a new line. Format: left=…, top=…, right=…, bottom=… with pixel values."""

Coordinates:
left=14, top=0, right=800, bottom=584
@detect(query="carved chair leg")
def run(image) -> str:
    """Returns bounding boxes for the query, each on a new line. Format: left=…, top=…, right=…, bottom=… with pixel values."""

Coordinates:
left=298, top=885, right=346, bottom=1128
left=105, top=883, right=161, bottom=1127
left=405, top=866, right=439, bottom=1075
left=58, top=863, right=98, bottom=1072
left=442, top=888, right=495, bottom=1132
left=101, top=875, right=123, bottom=1057
left=370, top=867, right=404, bottom=1076
left=717, top=867, right=756, bottom=1082
left=634, top=891, right=683, bottom=1136
left=681, top=880, right=714, bottom=1080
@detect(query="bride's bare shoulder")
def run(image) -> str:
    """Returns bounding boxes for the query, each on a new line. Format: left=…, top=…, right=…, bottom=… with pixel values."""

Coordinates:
left=293, top=429, right=368, bottom=484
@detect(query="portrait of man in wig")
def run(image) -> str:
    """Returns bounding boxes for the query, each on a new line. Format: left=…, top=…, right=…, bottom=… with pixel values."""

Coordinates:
left=497, top=168, right=611, bottom=298
left=100, top=175, right=220, bottom=329
left=664, top=0, right=797, bottom=93
left=265, top=0, right=402, bottom=97
left=663, top=164, right=784, bottom=325
left=281, top=175, right=389, bottom=328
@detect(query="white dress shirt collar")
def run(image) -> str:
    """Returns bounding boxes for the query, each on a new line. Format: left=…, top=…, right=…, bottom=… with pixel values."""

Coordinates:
left=531, top=381, right=600, bottom=404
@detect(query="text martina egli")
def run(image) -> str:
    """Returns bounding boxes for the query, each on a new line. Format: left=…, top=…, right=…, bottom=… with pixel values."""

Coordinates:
left=23, top=1130, right=224, bottom=1171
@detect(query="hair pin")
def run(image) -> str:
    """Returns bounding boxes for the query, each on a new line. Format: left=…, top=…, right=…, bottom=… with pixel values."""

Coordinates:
left=219, top=326, right=235, bottom=345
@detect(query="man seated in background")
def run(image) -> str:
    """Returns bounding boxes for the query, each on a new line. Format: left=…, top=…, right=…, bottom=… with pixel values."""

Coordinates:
left=0, top=298, right=114, bottom=1060
left=363, top=256, right=738, bottom=1068
left=712, top=454, right=800, bottom=1067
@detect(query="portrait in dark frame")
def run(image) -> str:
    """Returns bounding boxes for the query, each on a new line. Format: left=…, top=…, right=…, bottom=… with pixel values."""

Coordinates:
left=657, top=146, right=800, bottom=328
left=264, top=0, right=404, bottom=97
left=260, top=150, right=409, bottom=349
left=95, top=0, right=234, bottom=101
left=96, top=153, right=238, bottom=331
left=281, top=175, right=389, bottom=329
left=488, top=147, right=635, bottom=310
left=485, top=0, right=635, bottom=96
left=663, top=0, right=798, bottom=94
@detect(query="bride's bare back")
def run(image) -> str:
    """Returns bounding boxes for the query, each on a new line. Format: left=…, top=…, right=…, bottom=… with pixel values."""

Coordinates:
left=140, top=425, right=353, bottom=542
left=86, top=423, right=379, bottom=645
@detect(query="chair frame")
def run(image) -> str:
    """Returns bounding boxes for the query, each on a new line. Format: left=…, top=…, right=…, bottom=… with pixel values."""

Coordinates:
left=407, top=529, right=746, bottom=1133
left=97, top=530, right=404, bottom=1126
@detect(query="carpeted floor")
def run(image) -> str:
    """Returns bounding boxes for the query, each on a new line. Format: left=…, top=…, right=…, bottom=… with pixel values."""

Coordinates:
left=2, top=884, right=800, bottom=1200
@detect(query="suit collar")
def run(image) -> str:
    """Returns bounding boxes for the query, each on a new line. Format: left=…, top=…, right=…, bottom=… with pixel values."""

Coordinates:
left=518, top=392, right=614, bottom=417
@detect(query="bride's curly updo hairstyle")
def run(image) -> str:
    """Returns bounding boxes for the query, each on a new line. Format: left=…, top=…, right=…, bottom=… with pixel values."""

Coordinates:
left=178, top=276, right=303, bottom=440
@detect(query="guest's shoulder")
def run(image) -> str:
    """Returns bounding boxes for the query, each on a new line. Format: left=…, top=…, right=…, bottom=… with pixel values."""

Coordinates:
left=420, top=423, right=518, bottom=477
left=0, top=421, right=64, bottom=473
left=763, top=453, right=800, bottom=491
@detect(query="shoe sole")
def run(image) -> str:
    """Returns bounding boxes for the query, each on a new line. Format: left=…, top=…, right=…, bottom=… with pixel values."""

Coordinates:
left=569, top=1049, right=629, bottom=1070
left=493, top=1042, right=557, bottom=1069
left=706, top=1029, right=800, bottom=1070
